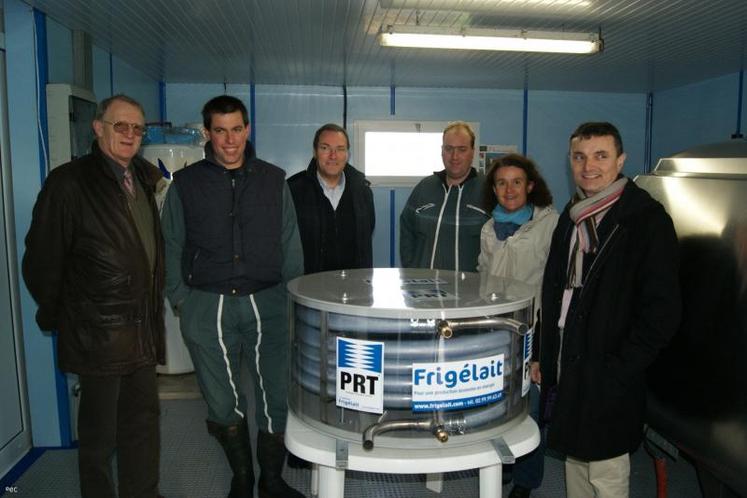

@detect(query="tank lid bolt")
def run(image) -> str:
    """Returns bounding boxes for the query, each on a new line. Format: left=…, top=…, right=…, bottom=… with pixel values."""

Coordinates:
left=341, top=292, right=349, bottom=303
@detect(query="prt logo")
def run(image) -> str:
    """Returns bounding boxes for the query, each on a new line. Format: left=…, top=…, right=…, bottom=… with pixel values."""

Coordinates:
left=337, top=338, right=383, bottom=396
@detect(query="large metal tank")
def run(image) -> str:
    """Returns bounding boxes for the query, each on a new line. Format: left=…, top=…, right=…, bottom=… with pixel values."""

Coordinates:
left=636, top=140, right=747, bottom=497
left=287, top=268, right=535, bottom=450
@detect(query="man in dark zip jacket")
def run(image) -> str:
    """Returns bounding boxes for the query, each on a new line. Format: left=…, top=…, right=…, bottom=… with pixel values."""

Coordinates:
left=538, top=122, right=681, bottom=498
left=161, top=95, right=304, bottom=498
left=399, top=121, right=488, bottom=272
left=23, top=95, right=165, bottom=498
left=288, top=123, right=375, bottom=274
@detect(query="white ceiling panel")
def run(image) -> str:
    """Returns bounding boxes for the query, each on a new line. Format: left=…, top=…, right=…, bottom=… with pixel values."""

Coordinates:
left=25, top=0, right=747, bottom=92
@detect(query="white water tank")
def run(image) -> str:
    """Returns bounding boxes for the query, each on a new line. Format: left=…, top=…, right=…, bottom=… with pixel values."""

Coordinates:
left=288, top=268, right=535, bottom=450
left=141, top=144, right=204, bottom=375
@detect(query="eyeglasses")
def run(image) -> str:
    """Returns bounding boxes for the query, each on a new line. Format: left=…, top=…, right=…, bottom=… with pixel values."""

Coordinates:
left=103, top=120, right=148, bottom=137
left=442, top=145, right=471, bottom=155
left=317, top=144, right=348, bottom=155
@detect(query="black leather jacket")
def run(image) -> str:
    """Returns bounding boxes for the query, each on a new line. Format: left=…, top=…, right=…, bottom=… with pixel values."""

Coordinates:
left=23, top=143, right=165, bottom=375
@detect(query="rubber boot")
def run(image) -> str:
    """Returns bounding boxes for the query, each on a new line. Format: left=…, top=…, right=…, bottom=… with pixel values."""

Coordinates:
left=207, top=420, right=255, bottom=498
left=257, top=431, right=305, bottom=498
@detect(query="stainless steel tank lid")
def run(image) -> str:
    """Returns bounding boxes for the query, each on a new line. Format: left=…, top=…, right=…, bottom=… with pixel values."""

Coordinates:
left=286, top=268, right=533, bottom=319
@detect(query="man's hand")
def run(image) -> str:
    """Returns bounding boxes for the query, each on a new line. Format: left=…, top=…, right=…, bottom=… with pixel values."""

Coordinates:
left=530, top=361, right=542, bottom=384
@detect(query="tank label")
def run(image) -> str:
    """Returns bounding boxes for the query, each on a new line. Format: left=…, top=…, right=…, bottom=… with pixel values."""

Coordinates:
left=411, top=354, right=505, bottom=412
left=402, top=288, right=455, bottom=301
left=336, top=337, right=385, bottom=414
left=522, top=326, right=534, bottom=397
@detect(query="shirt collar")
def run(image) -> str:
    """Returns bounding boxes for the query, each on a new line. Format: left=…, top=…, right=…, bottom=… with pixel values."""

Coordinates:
left=316, top=169, right=345, bottom=192
left=103, top=153, right=131, bottom=181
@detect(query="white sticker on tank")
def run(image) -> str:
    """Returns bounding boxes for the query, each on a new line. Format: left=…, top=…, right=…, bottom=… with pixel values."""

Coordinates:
left=411, top=354, right=505, bottom=412
left=336, top=337, right=385, bottom=414
left=521, top=326, right=534, bottom=397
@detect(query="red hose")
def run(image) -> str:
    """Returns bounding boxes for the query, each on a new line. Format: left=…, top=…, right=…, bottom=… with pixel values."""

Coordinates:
left=654, top=457, right=667, bottom=498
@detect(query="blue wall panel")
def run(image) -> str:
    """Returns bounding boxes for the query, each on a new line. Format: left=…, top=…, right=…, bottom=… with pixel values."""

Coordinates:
left=5, top=0, right=62, bottom=447
left=527, top=91, right=647, bottom=210
left=111, top=57, right=159, bottom=121
left=652, top=73, right=744, bottom=162
left=254, top=85, right=344, bottom=175
left=92, top=45, right=112, bottom=100
left=393, top=87, right=525, bottom=148
left=45, top=17, right=72, bottom=84
left=165, top=83, right=238, bottom=127
left=742, top=70, right=747, bottom=138
left=346, top=87, right=391, bottom=121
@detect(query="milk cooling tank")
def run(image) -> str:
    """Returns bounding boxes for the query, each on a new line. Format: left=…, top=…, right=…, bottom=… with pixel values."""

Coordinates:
left=287, top=268, right=535, bottom=450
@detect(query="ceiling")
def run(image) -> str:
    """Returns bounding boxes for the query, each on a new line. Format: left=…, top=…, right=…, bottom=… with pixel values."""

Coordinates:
left=24, top=0, right=747, bottom=93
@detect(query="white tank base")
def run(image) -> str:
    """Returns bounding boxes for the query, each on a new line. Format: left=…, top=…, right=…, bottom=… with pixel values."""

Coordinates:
left=156, top=303, right=194, bottom=375
left=285, top=411, right=539, bottom=498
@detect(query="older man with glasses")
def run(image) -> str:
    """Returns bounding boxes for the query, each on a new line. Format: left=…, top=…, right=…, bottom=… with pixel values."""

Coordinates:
left=23, top=94, right=166, bottom=498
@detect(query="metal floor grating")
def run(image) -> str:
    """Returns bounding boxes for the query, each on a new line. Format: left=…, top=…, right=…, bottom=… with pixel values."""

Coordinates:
left=7, top=397, right=703, bottom=498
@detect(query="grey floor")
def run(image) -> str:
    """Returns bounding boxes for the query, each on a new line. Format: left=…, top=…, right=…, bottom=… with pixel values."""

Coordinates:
left=6, top=374, right=704, bottom=498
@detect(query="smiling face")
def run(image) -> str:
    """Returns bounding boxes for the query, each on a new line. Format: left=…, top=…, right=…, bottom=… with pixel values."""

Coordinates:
left=314, top=130, right=348, bottom=186
left=493, top=165, right=534, bottom=213
left=93, top=99, right=145, bottom=167
left=441, top=127, right=475, bottom=186
left=569, top=134, right=626, bottom=196
left=205, top=111, right=250, bottom=169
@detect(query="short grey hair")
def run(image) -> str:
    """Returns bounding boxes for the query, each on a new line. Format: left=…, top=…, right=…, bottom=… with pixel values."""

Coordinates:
left=95, top=94, right=145, bottom=121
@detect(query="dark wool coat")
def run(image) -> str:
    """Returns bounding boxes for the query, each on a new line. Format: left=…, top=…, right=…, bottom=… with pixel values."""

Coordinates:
left=23, top=142, right=166, bottom=375
left=539, top=179, right=681, bottom=461
left=287, top=160, right=375, bottom=274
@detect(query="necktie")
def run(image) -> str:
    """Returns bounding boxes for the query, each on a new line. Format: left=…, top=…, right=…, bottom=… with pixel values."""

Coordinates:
left=123, top=169, right=136, bottom=198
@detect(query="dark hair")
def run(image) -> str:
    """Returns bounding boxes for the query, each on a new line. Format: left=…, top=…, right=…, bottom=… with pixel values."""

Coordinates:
left=202, top=95, right=249, bottom=129
left=313, top=123, right=349, bottom=149
left=95, top=94, right=145, bottom=121
left=482, top=153, right=553, bottom=212
left=570, top=122, right=624, bottom=156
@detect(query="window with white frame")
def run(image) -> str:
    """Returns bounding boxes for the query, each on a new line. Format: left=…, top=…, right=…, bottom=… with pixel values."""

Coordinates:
left=353, top=120, right=480, bottom=186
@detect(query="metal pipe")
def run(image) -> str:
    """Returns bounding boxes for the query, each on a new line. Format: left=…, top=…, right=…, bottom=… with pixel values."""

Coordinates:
left=437, top=317, right=527, bottom=337
left=362, top=418, right=437, bottom=450
left=361, top=410, right=475, bottom=450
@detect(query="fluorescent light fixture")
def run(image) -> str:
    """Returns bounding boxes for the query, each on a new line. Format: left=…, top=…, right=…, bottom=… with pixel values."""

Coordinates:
left=378, top=25, right=602, bottom=54
left=379, top=0, right=592, bottom=8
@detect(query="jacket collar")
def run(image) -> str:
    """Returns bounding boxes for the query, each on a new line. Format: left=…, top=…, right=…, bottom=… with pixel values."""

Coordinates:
left=91, top=141, right=160, bottom=187
left=436, top=167, right=477, bottom=187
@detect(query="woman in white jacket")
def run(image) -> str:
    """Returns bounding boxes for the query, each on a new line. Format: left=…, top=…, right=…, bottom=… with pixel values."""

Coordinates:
left=477, top=153, right=558, bottom=498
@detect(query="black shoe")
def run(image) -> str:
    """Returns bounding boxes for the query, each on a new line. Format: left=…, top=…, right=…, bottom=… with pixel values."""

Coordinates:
left=287, top=452, right=311, bottom=469
left=508, top=485, right=532, bottom=498
left=207, top=420, right=255, bottom=498
left=257, top=431, right=305, bottom=498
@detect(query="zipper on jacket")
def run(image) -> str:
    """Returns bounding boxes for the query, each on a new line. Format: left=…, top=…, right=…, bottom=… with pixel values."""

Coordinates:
left=454, top=185, right=464, bottom=272
left=429, top=184, right=451, bottom=269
